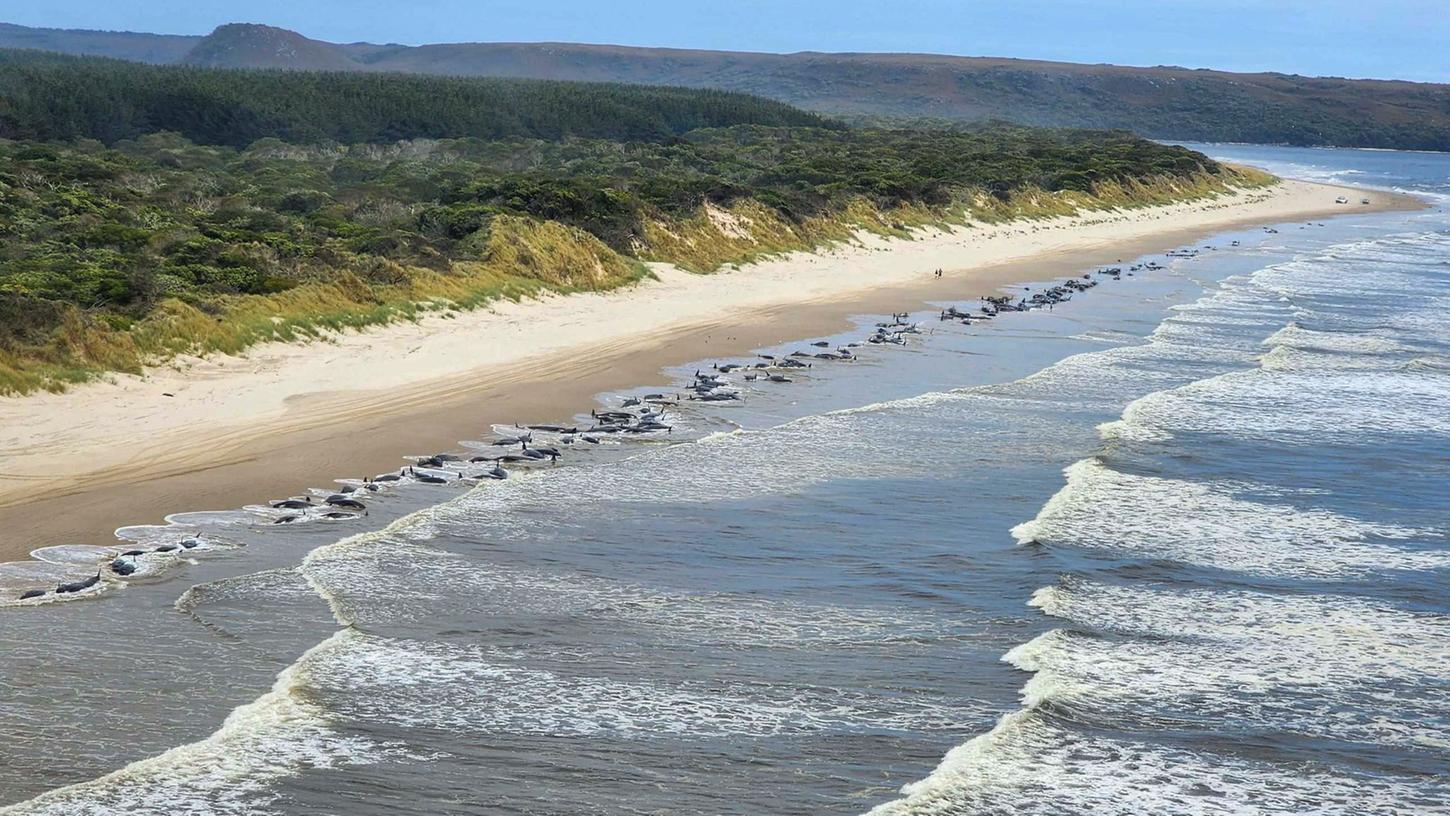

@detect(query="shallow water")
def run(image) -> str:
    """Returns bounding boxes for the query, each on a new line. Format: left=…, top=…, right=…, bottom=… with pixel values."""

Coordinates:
left=1, top=145, right=1447, bottom=815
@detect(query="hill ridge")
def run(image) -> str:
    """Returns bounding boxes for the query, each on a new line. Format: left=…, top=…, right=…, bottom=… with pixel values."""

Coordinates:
left=1, top=21, right=1448, bottom=150
left=181, top=22, right=364, bottom=71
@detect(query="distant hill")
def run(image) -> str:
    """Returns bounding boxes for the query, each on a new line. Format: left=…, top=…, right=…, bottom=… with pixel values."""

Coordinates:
left=180, top=23, right=362, bottom=71
left=3, top=21, right=1450, bottom=150
left=0, top=21, right=195, bottom=63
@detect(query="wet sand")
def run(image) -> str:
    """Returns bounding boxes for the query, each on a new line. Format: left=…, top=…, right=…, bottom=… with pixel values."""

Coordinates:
left=0, top=182, right=1421, bottom=560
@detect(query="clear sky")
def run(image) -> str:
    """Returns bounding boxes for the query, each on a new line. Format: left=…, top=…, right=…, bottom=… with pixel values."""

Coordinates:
left=5, top=0, right=1448, bottom=83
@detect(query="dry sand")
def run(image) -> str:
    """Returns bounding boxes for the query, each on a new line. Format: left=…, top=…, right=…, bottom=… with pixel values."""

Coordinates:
left=0, top=180, right=1420, bottom=560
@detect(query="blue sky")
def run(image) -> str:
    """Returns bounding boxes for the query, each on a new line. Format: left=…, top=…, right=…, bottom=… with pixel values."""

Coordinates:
left=6, top=0, right=1448, bottom=82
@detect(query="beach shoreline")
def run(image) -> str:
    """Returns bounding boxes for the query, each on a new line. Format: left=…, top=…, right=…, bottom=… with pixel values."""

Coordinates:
left=0, top=179, right=1422, bottom=561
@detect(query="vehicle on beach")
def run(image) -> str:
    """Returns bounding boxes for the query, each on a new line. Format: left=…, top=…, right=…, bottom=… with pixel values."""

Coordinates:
left=1335, top=195, right=1350, bottom=203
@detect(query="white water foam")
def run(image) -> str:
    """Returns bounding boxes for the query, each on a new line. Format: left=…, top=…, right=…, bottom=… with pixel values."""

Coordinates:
left=1013, top=459, right=1443, bottom=578
left=1013, top=586, right=1450, bottom=750
left=304, top=535, right=969, bottom=648
left=309, top=631, right=991, bottom=739
left=1118, top=364, right=1450, bottom=442
left=0, top=632, right=389, bottom=816
left=865, top=710, right=1448, bottom=816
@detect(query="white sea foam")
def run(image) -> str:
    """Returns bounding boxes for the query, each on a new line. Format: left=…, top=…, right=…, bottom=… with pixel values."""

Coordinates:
left=1011, top=596, right=1450, bottom=750
left=0, top=561, right=81, bottom=587
left=0, top=632, right=388, bottom=816
left=1262, top=323, right=1411, bottom=357
left=304, top=535, right=966, bottom=648
left=1013, top=459, right=1443, bottom=578
left=309, top=632, right=991, bottom=739
left=876, top=554, right=1450, bottom=810
left=26, top=546, right=117, bottom=568
left=175, top=567, right=324, bottom=617
left=865, top=710, right=1447, bottom=816
left=1119, top=364, right=1450, bottom=442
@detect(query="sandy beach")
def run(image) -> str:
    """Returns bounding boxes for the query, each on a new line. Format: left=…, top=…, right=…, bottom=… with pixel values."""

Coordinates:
left=0, top=179, right=1419, bottom=560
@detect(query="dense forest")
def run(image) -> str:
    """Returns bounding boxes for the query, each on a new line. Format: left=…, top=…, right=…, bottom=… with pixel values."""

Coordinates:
left=0, top=54, right=1260, bottom=393
left=0, top=50, right=830, bottom=146
left=5, top=21, right=1448, bottom=152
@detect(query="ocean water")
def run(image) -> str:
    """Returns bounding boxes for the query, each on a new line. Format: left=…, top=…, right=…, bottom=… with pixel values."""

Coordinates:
left=0, top=145, right=1446, bottom=815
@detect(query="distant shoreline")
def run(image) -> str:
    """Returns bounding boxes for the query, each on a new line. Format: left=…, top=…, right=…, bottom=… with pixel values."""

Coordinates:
left=1176, top=140, right=1450, bottom=157
left=0, top=178, right=1421, bottom=561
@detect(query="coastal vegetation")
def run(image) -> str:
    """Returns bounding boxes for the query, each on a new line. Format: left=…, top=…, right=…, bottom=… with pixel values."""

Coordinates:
left=0, top=55, right=1269, bottom=394
left=0, top=49, right=829, bottom=146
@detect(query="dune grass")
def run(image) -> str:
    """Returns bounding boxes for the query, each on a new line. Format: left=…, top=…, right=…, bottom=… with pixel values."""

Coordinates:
left=0, top=170, right=1276, bottom=396
left=636, top=169, right=1273, bottom=274
left=0, top=216, right=647, bottom=395
left=0, top=123, right=1273, bottom=397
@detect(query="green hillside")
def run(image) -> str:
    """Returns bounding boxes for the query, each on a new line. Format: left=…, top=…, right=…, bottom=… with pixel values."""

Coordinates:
left=0, top=49, right=832, bottom=147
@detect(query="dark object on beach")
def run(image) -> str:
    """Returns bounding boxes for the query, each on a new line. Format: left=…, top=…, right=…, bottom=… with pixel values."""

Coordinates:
left=417, top=474, right=449, bottom=484
left=110, top=559, right=136, bottom=576
left=56, top=572, right=101, bottom=594
left=273, top=515, right=300, bottom=524
left=122, top=549, right=146, bottom=557
left=153, top=544, right=179, bottom=553
left=522, top=443, right=562, bottom=459
left=271, top=498, right=312, bottom=510
left=180, top=538, right=201, bottom=549
left=20, top=588, right=47, bottom=600
left=326, top=496, right=367, bottom=511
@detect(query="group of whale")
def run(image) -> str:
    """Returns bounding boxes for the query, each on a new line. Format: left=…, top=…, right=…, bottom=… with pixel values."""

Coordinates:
left=255, top=341, right=877, bottom=523
left=9, top=318, right=906, bottom=601
left=11, top=244, right=1221, bottom=604
left=14, top=537, right=204, bottom=601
